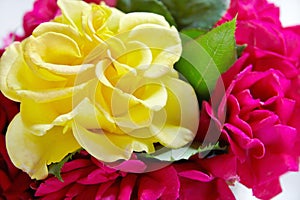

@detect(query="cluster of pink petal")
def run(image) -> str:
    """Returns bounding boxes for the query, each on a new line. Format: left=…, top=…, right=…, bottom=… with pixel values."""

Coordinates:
left=0, top=135, right=32, bottom=199
left=34, top=151, right=236, bottom=200
left=0, top=0, right=117, bottom=57
left=198, top=0, right=300, bottom=199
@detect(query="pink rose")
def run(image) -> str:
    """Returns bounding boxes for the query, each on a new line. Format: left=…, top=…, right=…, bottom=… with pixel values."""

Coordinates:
left=199, top=54, right=299, bottom=199
left=206, top=2, right=300, bottom=197
left=220, top=0, right=281, bottom=26
left=22, top=0, right=60, bottom=39
left=219, top=0, right=283, bottom=54
left=221, top=0, right=300, bottom=155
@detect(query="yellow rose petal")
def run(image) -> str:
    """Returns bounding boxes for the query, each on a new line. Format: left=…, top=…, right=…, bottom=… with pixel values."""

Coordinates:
left=153, top=77, right=199, bottom=148
left=106, top=132, right=156, bottom=154
left=118, top=12, right=170, bottom=33
left=155, top=125, right=195, bottom=148
left=164, top=77, right=199, bottom=133
left=1, top=43, right=66, bottom=101
left=24, top=32, right=82, bottom=66
left=57, top=0, right=91, bottom=32
left=0, top=42, right=24, bottom=101
left=134, top=82, right=168, bottom=111
left=115, top=41, right=152, bottom=69
left=33, top=22, right=82, bottom=44
left=15, top=79, right=93, bottom=103
left=72, top=122, right=131, bottom=162
left=6, top=114, right=80, bottom=180
left=55, top=97, right=117, bottom=133
left=128, top=24, right=182, bottom=77
left=21, top=98, right=63, bottom=135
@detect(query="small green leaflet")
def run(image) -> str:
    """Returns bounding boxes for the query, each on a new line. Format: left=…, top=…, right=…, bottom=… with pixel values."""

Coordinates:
left=237, top=44, right=247, bottom=58
left=116, top=0, right=176, bottom=26
left=142, top=142, right=225, bottom=161
left=160, top=0, right=230, bottom=30
left=175, top=18, right=237, bottom=100
left=48, top=148, right=82, bottom=182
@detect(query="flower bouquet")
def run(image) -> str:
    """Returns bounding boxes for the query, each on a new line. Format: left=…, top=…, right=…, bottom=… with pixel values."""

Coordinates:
left=1, top=0, right=300, bottom=199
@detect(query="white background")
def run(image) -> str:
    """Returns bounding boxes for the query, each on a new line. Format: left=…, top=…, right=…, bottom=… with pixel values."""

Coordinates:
left=1, top=0, right=300, bottom=199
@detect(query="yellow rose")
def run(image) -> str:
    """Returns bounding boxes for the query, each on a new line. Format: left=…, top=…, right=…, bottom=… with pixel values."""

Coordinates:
left=0, top=0, right=199, bottom=180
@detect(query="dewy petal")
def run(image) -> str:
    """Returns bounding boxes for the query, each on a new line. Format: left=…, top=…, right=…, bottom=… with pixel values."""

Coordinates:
left=72, top=123, right=132, bottom=162
left=6, top=114, right=80, bottom=180
left=118, top=12, right=170, bottom=33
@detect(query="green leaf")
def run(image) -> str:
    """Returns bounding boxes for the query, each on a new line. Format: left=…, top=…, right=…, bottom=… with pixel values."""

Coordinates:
left=175, top=18, right=237, bottom=100
left=142, top=143, right=225, bottom=161
left=116, top=0, right=176, bottom=26
left=160, top=0, right=230, bottom=30
left=48, top=148, right=82, bottom=181
left=236, top=44, right=247, bottom=58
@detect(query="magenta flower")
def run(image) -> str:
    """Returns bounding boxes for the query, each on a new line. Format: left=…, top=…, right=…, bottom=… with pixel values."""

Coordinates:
left=34, top=150, right=237, bottom=200
left=218, top=0, right=282, bottom=51
left=199, top=2, right=300, bottom=197
left=199, top=54, right=299, bottom=199
left=22, top=0, right=59, bottom=39
left=35, top=151, right=180, bottom=199
left=0, top=134, right=32, bottom=199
